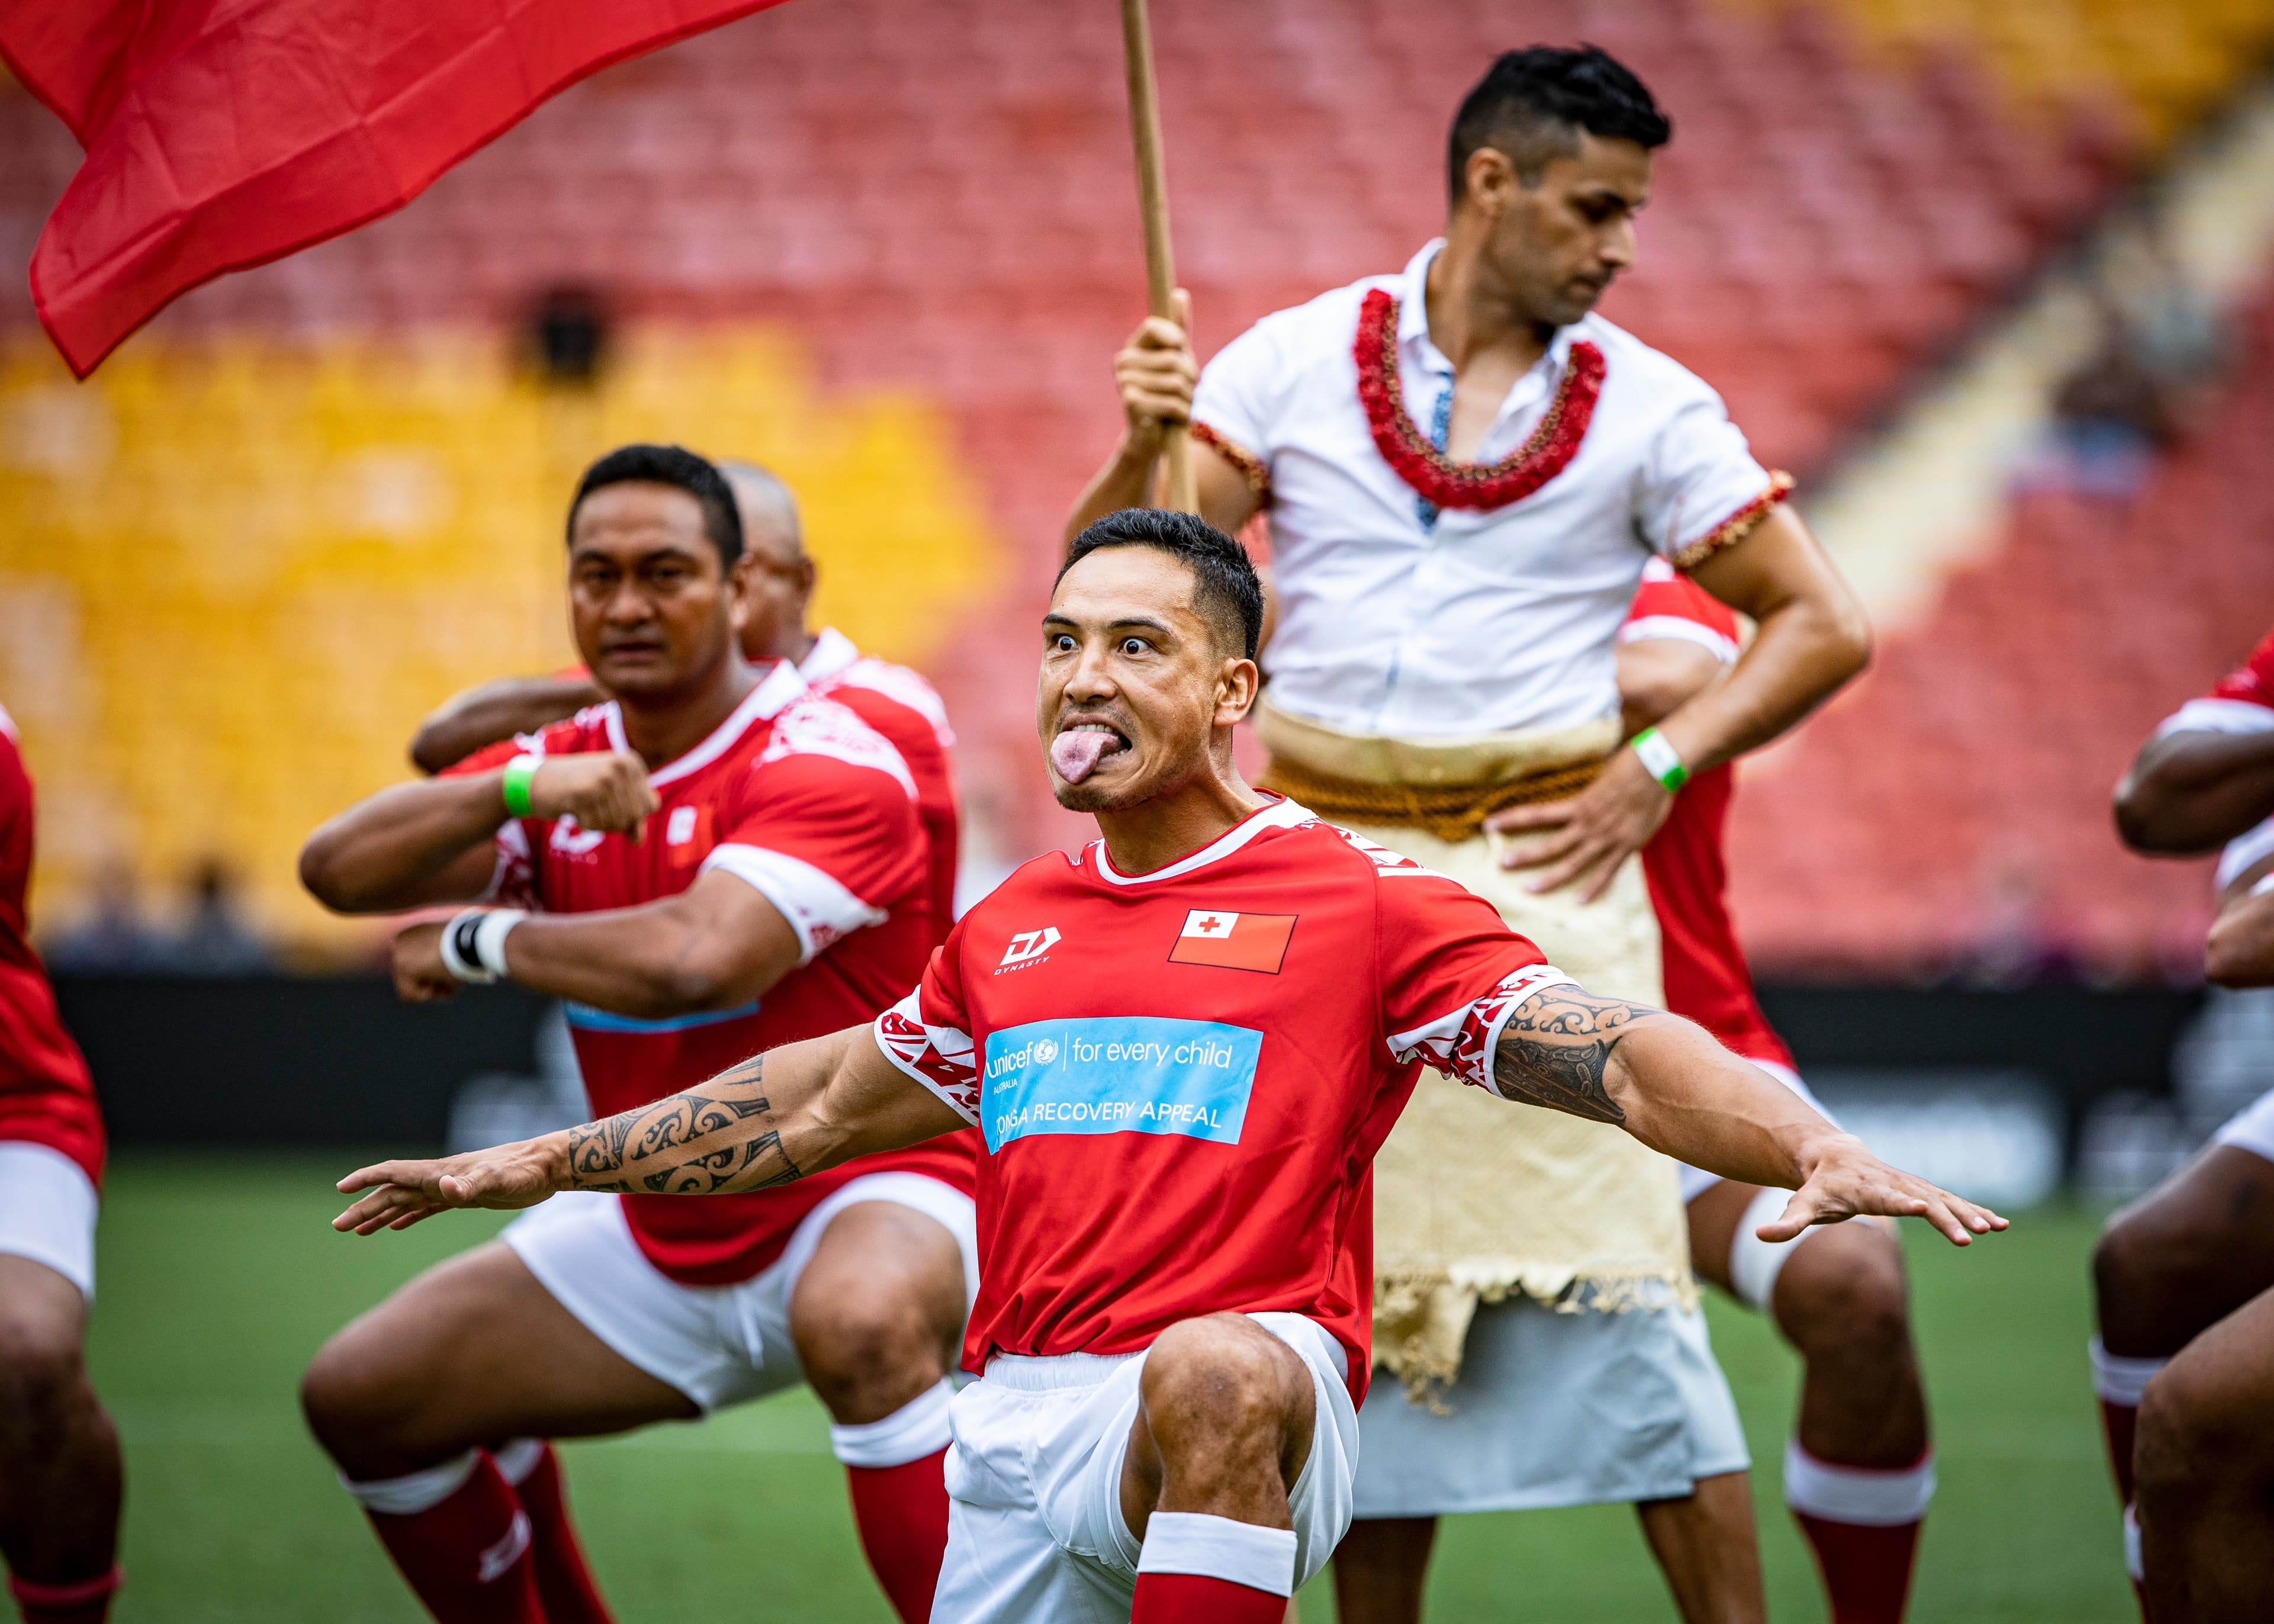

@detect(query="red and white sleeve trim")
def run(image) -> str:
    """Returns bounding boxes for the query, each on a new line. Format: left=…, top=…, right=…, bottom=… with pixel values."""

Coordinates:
left=1669, top=471, right=1795, bottom=571
left=1191, top=421, right=1271, bottom=500
left=873, top=991, right=981, bottom=1124
left=1386, top=963, right=1575, bottom=1093
left=702, top=844, right=888, bottom=964
left=2156, top=697, right=2274, bottom=740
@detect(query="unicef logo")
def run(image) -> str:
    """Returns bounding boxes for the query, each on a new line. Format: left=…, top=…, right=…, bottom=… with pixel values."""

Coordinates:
left=1032, top=1038, right=1060, bottom=1065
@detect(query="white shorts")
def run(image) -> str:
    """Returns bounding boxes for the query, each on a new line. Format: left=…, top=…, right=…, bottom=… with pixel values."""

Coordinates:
left=929, top=1314, right=1358, bottom=1624
left=1351, top=1288, right=1749, bottom=1516
left=505, top=1172, right=978, bottom=1413
left=1677, top=1060, right=1834, bottom=1204
left=2214, top=1087, right=2274, bottom=1165
left=0, top=1140, right=98, bottom=1301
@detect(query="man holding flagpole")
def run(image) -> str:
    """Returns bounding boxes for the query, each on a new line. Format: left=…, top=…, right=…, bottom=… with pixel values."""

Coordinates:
left=1066, top=44, right=1885, bottom=1623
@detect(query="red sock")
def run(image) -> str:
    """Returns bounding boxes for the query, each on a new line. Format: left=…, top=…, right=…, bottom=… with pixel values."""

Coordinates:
left=1793, top=1512, right=1922, bottom=1624
left=7, top=1568, right=121, bottom=1624
left=1131, top=1572, right=1289, bottom=1622
left=358, top=1453, right=545, bottom=1624
left=496, top=1441, right=614, bottom=1624
left=844, top=1451, right=952, bottom=1624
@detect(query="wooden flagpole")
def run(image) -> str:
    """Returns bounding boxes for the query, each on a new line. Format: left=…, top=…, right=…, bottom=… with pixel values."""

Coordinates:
left=1117, top=0, right=1199, bottom=514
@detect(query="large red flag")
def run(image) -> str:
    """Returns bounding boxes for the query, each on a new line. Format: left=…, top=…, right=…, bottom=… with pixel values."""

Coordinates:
left=1, top=0, right=786, bottom=377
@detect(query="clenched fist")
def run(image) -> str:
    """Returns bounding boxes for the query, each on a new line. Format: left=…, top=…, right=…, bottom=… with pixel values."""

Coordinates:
left=525, top=751, right=657, bottom=838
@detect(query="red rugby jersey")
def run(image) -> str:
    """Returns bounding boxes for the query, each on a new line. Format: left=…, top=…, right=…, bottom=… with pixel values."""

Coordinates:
left=0, top=706, right=104, bottom=1185
left=1623, top=561, right=1794, bottom=1071
left=452, top=661, right=972, bottom=1284
left=800, top=629, right=961, bottom=946
left=2156, top=625, right=2274, bottom=740
left=873, top=796, right=1562, bottom=1401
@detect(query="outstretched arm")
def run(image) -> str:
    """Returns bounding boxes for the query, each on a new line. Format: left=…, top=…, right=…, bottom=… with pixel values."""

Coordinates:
left=1490, top=983, right=2004, bottom=1246
left=409, top=674, right=604, bottom=775
left=2114, top=729, right=2274, bottom=854
left=332, top=1022, right=966, bottom=1233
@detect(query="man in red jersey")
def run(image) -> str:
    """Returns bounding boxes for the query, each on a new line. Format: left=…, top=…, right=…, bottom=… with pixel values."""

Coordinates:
left=1621, top=559, right=1934, bottom=1624
left=2097, top=626, right=2274, bottom=1622
left=331, top=510, right=2000, bottom=1624
left=409, top=459, right=961, bottom=944
left=0, top=706, right=123, bottom=1624
left=296, top=445, right=976, bottom=1624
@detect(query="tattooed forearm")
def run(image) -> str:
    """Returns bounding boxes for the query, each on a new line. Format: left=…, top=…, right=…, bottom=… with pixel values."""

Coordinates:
left=563, top=1055, right=802, bottom=1195
left=1491, top=987, right=1642, bottom=1125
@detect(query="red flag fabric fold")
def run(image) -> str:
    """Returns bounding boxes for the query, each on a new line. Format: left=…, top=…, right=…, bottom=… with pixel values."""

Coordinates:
left=1, top=0, right=786, bottom=377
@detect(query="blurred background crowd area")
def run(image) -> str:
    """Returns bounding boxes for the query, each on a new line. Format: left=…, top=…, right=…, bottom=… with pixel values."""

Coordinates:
left=6, top=0, right=2274, bottom=1189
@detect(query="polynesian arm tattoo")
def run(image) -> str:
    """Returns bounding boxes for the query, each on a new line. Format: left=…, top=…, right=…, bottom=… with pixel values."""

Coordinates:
left=564, top=1055, right=803, bottom=1195
left=1489, top=984, right=1646, bottom=1126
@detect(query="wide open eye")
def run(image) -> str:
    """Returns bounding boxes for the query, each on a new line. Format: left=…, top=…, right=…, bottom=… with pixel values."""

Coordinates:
left=1120, top=636, right=1149, bottom=657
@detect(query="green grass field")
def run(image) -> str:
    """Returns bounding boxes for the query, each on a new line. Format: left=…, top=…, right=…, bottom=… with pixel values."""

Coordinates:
left=86, top=1153, right=2135, bottom=1622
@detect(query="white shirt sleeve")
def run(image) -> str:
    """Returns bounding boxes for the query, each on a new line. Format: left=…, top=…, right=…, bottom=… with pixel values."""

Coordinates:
left=1191, top=314, right=1297, bottom=478
left=1636, top=386, right=1784, bottom=567
left=702, top=843, right=888, bottom=964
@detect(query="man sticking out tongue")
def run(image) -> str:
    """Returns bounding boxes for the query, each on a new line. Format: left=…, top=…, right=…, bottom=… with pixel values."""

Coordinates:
left=333, top=509, right=2003, bottom=1624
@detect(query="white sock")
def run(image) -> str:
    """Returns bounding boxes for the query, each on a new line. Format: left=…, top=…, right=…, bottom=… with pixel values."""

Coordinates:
left=341, top=1449, right=480, bottom=1516
left=1136, top=1512, right=1298, bottom=1596
left=2089, top=1336, right=2167, bottom=1406
left=1783, top=1439, right=1936, bottom=1526
left=2123, top=1501, right=2145, bottom=1581
left=829, top=1378, right=956, bottom=1469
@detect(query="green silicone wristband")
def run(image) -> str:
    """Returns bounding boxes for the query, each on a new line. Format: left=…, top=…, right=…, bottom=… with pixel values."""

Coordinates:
left=1630, top=727, right=1690, bottom=793
left=500, top=755, right=541, bottom=819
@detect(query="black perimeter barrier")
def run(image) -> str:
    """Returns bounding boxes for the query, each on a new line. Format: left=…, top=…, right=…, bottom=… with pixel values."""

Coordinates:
left=54, top=975, right=2204, bottom=1168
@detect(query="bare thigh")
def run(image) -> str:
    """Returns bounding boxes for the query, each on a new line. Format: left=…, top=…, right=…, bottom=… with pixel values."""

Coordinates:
left=2097, top=1146, right=2274, bottom=1357
left=302, top=1237, right=698, bottom=1480
left=789, top=1198, right=968, bottom=1424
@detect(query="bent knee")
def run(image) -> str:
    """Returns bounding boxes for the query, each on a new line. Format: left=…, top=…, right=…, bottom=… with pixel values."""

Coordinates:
left=2136, top=1357, right=2269, bottom=1498
left=300, top=1331, right=426, bottom=1465
left=1142, top=1316, right=1306, bottom=1436
left=1781, top=1227, right=1912, bottom=1357
left=794, top=1286, right=949, bottom=1392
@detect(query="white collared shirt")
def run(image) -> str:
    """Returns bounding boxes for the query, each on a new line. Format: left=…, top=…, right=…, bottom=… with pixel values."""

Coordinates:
left=1193, top=241, right=1783, bottom=738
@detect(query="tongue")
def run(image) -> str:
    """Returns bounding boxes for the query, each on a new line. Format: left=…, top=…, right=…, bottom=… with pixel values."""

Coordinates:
left=1052, top=729, right=1118, bottom=784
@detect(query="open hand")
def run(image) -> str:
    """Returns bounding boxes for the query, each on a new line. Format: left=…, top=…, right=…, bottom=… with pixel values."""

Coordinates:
left=1114, top=289, right=1197, bottom=453
left=1486, top=748, right=1674, bottom=901
left=529, top=751, right=657, bottom=838
left=1761, top=1134, right=2008, bottom=1247
left=332, top=1138, right=564, bottom=1235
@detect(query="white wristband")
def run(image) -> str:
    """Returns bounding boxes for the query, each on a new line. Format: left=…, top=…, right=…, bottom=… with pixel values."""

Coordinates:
left=440, top=908, right=525, bottom=984
left=473, top=908, right=524, bottom=979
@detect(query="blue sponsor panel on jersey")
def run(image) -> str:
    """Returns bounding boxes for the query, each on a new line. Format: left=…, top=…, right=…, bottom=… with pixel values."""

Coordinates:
left=979, top=1017, right=1263, bottom=1153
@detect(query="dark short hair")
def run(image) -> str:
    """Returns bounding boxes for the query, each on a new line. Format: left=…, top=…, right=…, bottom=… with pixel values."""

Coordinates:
left=1060, top=509, right=1264, bottom=662
left=1447, top=45, right=1671, bottom=201
left=567, top=443, right=744, bottom=568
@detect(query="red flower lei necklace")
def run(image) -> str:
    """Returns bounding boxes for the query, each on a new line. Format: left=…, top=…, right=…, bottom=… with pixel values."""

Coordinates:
left=1353, top=287, right=1603, bottom=512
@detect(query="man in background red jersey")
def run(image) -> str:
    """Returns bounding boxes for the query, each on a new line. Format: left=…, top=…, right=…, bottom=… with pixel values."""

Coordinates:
left=2098, top=626, right=2274, bottom=1621
left=296, top=445, right=975, bottom=1624
left=410, top=459, right=961, bottom=945
left=330, top=510, right=2000, bottom=1624
left=0, top=705, right=123, bottom=1624
left=1621, top=559, right=1934, bottom=1624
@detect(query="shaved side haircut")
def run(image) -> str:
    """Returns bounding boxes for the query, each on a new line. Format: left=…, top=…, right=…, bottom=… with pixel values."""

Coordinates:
left=1447, top=44, right=1672, bottom=200
left=1062, top=509, right=1264, bottom=663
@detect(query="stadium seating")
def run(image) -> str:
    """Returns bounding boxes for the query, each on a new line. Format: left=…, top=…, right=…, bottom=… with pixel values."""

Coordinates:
left=4, top=0, right=2272, bottom=955
left=1727, top=274, right=2274, bottom=981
